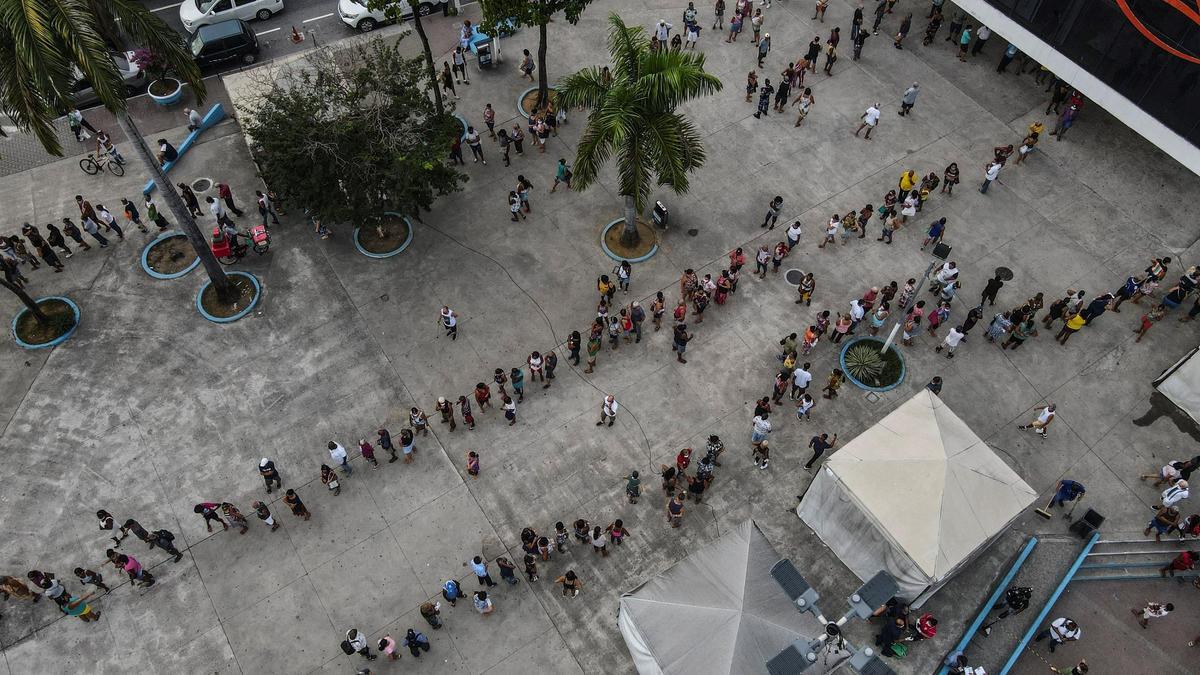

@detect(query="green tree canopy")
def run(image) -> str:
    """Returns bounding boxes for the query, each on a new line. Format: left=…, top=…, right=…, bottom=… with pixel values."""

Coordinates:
left=557, top=13, right=721, bottom=245
left=242, top=39, right=466, bottom=231
left=479, top=0, right=593, bottom=109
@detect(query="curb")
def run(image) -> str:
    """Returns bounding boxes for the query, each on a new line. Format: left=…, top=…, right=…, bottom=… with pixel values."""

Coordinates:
left=140, top=230, right=201, bottom=280
left=353, top=213, right=414, bottom=259
left=600, top=219, right=659, bottom=264
left=453, top=113, right=469, bottom=140
left=12, top=296, right=80, bottom=350
left=838, top=336, right=906, bottom=392
left=196, top=271, right=261, bottom=324
left=516, top=85, right=557, bottom=119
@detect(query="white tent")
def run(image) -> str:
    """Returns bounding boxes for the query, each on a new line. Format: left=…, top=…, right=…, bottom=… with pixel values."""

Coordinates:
left=798, top=389, right=1036, bottom=605
left=1155, top=345, right=1200, bottom=424
left=618, top=520, right=842, bottom=675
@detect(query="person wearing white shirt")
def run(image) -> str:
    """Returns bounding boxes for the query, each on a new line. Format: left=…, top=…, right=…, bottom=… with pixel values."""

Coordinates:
left=655, top=19, right=673, bottom=41
left=980, top=161, right=1002, bottom=193
left=936, top=326, right=965, bottom=357
left=1033, top=617, right=1079, bottom=653
left=185, top=107, right=203, bottom=131
left=848, top=299, right=866, bottom=331
left=795, top=394, right=815, bottom=421
left=1162, top=480, right=1190, bottom=508
left=1019, top=404, right=1056, bottom=439
left=854, top=102, right=881, bottom=139
left=785, top=220, right=803, bottom=248
left=791, top=363, right=813, bottom=399
left=328, top=441, right=351, bottom=475
left=972, top=24, right=991, bottom=55
left=94, top=204, right=125, bottom=239
left=345, top=628, right=376, bottom=660
left=752, top=413, right=772, bottom=469
left=206, top=196, right=234, bottom=227
left=440, top=306, right=458, bottom=339
left=597, top=395, right=619, bottom=427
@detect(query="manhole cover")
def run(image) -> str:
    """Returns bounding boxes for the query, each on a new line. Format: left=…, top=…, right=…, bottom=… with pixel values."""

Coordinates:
left=864, top=392, right=881, bottom=403
left=995, top=266, right=1014, bottom=281
left=380, top=294, right=389, bottom=302
left=191, top=177, right=213, bottom=193
left=784, top=268, right=806, bottom=286
left=687, top=228, right=699, bottom=236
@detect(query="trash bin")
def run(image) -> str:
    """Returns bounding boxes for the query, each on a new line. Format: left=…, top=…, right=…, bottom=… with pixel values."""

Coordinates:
left=652, top=201, right=668, bottom=229
left=475, top=39, right=493, bottom=68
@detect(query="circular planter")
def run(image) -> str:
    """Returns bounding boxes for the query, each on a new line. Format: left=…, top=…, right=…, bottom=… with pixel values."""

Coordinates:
left=196, top=271, right=261, bottom=324
left=12, top=296, right=80, bottom=349
left=453, top=113, right=468, bottom=140
left=353, top=213, right=413, bottom=259
left=839, top=336, right=906, bottom=392
left=517, top=85, right=557, bottom=119
left=141, top=230, right=200, bottom=280
left=600, top=218, right=658, bottom=263
left=148, top=78, right=183, bottom=106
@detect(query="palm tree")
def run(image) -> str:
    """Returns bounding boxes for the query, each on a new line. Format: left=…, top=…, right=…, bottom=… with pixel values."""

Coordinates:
left=556, top=13, right=721, bottom=247
left=0, top=0, right=234, bottom=302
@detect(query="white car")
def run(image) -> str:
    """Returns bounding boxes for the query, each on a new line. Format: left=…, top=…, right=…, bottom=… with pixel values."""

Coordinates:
left=70, top=52, right=144, bottom=107
left=337, top=0, right=445, bottom=32
left=180, top=0, right=284, bottom=33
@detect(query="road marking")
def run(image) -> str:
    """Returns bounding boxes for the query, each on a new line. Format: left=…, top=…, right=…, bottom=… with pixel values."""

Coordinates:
left=256, top=27, right=281, bottom=35
left=151, top=1, right=183, bottom=11
left=302, top=12, right=335, bottom=22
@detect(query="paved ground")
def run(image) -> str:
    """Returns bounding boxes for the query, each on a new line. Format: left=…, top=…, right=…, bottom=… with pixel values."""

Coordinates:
left=1, top=1, right=1199, bottom=674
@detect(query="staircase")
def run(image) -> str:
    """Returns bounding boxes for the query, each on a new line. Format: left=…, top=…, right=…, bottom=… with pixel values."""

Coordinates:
left=1072, top=534, right=1197, bottom=582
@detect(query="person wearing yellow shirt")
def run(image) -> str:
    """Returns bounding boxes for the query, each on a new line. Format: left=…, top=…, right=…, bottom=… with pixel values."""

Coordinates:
left=898, top=169, right=918, bottom=200
left=1056, top=311, right=1086, bottom=345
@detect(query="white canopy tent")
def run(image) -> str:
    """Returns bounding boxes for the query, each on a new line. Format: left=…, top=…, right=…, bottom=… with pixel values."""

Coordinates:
left=1155, top=345, right=1200, bottom=424
left=618, top=520, right=841, bottom=675
left=798, top=389, right=1036, bottom=605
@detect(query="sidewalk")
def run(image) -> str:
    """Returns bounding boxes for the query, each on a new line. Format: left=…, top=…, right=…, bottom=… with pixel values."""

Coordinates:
left=0, top=2, right=1198, bottom=674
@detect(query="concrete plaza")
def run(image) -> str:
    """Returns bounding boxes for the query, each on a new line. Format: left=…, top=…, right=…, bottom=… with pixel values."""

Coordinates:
left=0, top=1, right=1198, bottom=673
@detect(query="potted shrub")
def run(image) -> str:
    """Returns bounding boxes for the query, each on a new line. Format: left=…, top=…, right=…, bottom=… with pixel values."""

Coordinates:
left=839, top=337, right=906, bottom=392
left=134, top=48, right=183, bottom=106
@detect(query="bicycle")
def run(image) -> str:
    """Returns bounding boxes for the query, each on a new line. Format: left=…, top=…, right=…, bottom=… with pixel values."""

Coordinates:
left=79, top=152, right=125, bottom=177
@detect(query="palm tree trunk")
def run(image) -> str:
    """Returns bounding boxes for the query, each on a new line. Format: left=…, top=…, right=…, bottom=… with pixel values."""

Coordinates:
left=536, top=19, right=549, bottom=110
left=409, top=1, right=444, bottom=116
left=621, top=194, right=640, bottom=247
left=113, top=110, right=234, bottom=303
left=1, top=278, right=46, bottom=324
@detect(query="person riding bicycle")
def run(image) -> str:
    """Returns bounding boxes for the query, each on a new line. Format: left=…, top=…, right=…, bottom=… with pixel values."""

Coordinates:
left=95, top=130, right=124, bottom=164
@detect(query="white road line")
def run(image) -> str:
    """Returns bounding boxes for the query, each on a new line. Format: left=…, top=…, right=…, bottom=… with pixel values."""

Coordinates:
left=151, top=1, right=183, bottom=12
left=302, top=12, right=335, bottom=22
left=256, top=27, right=282, bottom=35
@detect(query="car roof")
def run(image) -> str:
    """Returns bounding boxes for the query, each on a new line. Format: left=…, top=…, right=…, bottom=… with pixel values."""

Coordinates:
left=197, top=19, right=247, bottom=41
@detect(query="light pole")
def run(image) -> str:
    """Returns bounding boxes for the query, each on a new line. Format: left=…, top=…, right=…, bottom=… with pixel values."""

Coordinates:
left=880, top=243, right=951, bottom=354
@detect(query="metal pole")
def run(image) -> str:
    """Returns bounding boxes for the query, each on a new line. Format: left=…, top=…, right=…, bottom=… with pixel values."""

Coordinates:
left=882, top=259, right=938, bottom=352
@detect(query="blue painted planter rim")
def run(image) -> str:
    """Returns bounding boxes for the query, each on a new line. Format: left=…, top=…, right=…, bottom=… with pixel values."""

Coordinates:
left=148, top=78, right=183, bottom=104
left=195, top=271, right=261, bottom=324
left=516, top=85, right=557, bottom=119
left=600, top=218, right=659, bottom=264
left=453, top=113, right=469, bottom=141
left=140, top=230, right=201, bottom=280
left=353, top=213, right=414, bottom=259
left=838, top=336, right=906, bottom=392
left=11, top=296, right=80, bottom=350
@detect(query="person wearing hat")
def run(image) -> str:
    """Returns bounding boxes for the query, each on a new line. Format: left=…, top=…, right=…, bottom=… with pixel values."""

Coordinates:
left=757, top=32, right=771, bottom=67
left=655, top=19, right=673, bottom=42
left=435, top=396, right=457, bottom=431
left=259, top=458, right=282, bottom=493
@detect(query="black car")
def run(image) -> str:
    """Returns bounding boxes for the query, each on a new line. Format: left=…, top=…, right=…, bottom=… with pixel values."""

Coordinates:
left=191, top=19, right=260, bottom=69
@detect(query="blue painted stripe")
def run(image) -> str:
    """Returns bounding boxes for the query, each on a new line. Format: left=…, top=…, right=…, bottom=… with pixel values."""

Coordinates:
left=937, top=537, right=1037, bottom=675
left=1074, top=572, right=1199, bottom=581
left=143, top=103, right=226, bottom=195
left=999, top=532, right=1100, bottom=675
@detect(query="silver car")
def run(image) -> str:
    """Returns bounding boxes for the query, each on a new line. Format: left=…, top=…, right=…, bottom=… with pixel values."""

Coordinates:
left=69, top=51, right=144, bottom=108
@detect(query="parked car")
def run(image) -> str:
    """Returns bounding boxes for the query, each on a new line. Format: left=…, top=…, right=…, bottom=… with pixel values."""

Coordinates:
left=191, top=19, right=261, bottom=69
left=69, top=51, right=145, bottom=107
left=337, top=0, right=445, bottom=33
left=180, top=0, right=283, bottom=33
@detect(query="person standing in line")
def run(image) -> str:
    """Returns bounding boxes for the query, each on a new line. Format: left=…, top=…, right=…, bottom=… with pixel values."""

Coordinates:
left=872, top=0, right=886, bottom=34
left=597, top=395, right=619, bottom=427
left=757, top=31, right=771, bottom=67
left=465, top=126, right=486, bottom=163
left=94, top=204, right=124, bottom=239
left=45, top=221, right=78, bottom=256
left=672, top=322, right=692, bottom=363
left=892, top=13, right=912, bottom=48
left=1162, top=480, right=1190, bottom=508
left=457, top=395, right=476, bottom=429
left=283, top=489, right=311, bottom=521
left=997, top=42, right=1018, bottom=72
left=435, top=396, right=457, bottom=432
left=1018, top=404, right=1056, bottom=439
left=502, top=395, right=517, bottom=425
left=971, top=24, right=991, bottom=54
left=222, top=502, right=250, bottom=534
left=957, top=24, right=972, bottom=61
left=1033, top=618, right=1080, bottom=653
left=751, top=412, right=771, bottom=469
left=805, top=432, right=837, bottom=470
left=73, top=568, right=110, bottom=593
left=250, top=501, right=279, bottom=533
left=144, top=195, right=170, bottom=230
left=854, top=102, right=881, bottom=139
left=1055, top=310, right=1086, bottom=344
left=376, top=428, right=397, bottom=462
left=473, top=590, right=495, bottom=616
left=1, top=575, right=42, bottom=602
left=345, top=629, right=377, bottom=661
left=420, top=601, right=443, bottom=629
left=61, top=592, right=102, bottom=622
left=666, top=492, right=686, bottom=527
left=402, top=629, right=431, bottom=657
left=585, top=329, right=602, bottom=372
left=119, top=198, right=146, bottom=233
left=215, top=182, right=245, bottom=217
left=934, top=325, right=965, bottom=358
left=259, top=458, right=282, bottom=493
left=206, top=197, right=234, bottom=229
left=328, top=440, right=352, bottom=475
left=176, top=182, right=203, bottom=217
left=980, top=160, right=1001, bottom=193
left=898, top=82, right=919, bottom=116
left=713, top=0, right=725, bottom=28
left=117, top=553, right=154, bottom=588
left=193, top=502, right=228, bottom=532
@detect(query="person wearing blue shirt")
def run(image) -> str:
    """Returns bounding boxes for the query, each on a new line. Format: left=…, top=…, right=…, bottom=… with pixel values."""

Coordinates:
left=1052, top=479, right=1085, bottom=508
left=997, top=42, right=1018, bottom=73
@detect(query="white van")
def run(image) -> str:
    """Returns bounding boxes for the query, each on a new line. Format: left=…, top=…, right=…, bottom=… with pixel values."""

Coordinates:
left=337, top=0, right=444, bottom=32
left=180, top=0, right=284, bottom=33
